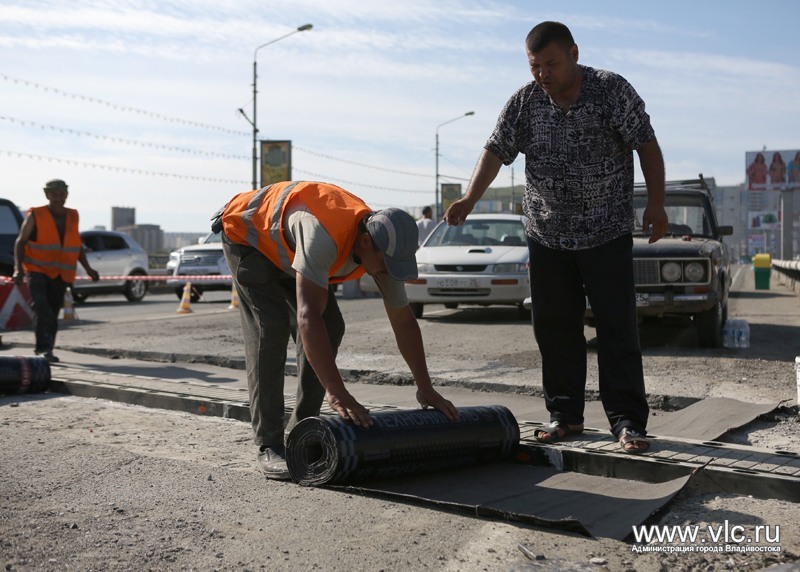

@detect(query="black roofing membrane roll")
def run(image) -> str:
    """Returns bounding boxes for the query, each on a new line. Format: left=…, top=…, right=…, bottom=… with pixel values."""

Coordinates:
left=0, top=355, right=51, bottom=395
left=286, top=405, right=519, bottom=486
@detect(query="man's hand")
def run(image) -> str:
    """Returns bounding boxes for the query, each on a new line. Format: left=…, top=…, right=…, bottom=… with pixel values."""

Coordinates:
left=642, top=204, right=668, bottom=244
left=444, top=149, right=502, bottom=226
left=326, top=389, right=374, bottom=428
left=443, top=198, right=473, bottom=227
left=11, top=270, right=24, bottom=285
left=87, top=268, right=100, bottom=282
left=416, top=387, right=459, bottom=421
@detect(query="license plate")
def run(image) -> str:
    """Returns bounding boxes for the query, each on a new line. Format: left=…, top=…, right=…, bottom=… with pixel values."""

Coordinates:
left=586, top=294, right=649, bottom=308
left=436, top=277, right=480, bottom=289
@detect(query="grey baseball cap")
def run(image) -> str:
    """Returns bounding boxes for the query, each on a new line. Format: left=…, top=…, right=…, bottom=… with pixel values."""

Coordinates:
left=44, top=179, right=68, bottom=192
left=366, top=208, right=419, bottom=281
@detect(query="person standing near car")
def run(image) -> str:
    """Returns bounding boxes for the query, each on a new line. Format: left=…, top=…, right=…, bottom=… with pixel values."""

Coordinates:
left=444, top=21, right=667, bottom=453
left=416, top=206, right=436, bottom=245
left=12, top=179, right=99, bottom=363
left=215, top=180, right=458, bottom=480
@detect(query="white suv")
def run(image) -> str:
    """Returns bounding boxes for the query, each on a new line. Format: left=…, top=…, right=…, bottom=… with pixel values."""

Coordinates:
left=73, top=230, right=150, bottom=302
left=166, top=232, right=232, bottom=302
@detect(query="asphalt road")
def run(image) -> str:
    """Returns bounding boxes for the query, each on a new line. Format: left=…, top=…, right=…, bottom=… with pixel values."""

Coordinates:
left=1, top=265, right=799, bottom=571
left=21, top=263, right=800, bottom=407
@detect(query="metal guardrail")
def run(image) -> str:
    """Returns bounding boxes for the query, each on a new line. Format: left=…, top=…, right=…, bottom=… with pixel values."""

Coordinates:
left=772, top=259, right=800, bottom=282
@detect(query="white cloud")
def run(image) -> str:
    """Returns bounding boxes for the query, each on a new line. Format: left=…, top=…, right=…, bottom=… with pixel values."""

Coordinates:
left=2, top=0, right=798, bottom=229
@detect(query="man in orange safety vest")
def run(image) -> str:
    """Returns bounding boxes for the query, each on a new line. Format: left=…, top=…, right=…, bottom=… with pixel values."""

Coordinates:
left=215, top=181, right=458, bottom=480
left=13, top=179, right=99, bottom=362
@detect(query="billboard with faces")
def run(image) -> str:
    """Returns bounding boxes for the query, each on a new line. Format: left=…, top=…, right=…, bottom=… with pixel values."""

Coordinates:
left=745, top=149, right=800, bottom=191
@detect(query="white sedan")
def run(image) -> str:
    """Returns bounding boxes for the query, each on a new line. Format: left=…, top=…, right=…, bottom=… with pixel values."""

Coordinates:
left=405, top=214, right=530, bottom=318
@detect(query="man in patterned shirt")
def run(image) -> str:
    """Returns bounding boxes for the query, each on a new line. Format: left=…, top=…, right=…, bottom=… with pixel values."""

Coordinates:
left=445, top=21, right=667, bottom=453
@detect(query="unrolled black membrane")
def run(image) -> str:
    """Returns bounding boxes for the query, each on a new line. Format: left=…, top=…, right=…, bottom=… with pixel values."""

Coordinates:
left=0, top=355, right=51, bottom=395
left=285, top=405, right=519, bottom=486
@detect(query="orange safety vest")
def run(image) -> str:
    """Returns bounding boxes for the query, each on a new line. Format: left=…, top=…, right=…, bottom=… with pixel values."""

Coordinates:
left=22, top=206, right=82, bottom=282
left=222, top=181, right=372, bottom=284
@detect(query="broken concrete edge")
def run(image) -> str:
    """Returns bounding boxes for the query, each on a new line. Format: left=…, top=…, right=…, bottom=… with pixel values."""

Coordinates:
left=47, top=378, right=253, bottom=422
left=518, top=441, right=800, bottom=504
left=57, top=344, right=248, bottom=371
left=53, top=344, right=703, bottom=412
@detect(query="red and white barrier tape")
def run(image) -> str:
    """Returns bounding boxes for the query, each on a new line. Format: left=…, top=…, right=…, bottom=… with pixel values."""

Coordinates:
left=0, top=275, right=232, bottom=283
left=73, top=275, right=232, bottom=281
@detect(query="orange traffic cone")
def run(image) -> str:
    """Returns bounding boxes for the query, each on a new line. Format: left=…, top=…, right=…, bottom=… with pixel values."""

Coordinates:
left=61, top=287, right=78, bottom=321
left=228, top=284, right=240, bottom=310
left=176, top=282, right=193, bottom=314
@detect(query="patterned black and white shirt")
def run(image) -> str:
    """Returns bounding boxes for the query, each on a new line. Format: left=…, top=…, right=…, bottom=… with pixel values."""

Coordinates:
left=486, top=65, right=656, bottom=251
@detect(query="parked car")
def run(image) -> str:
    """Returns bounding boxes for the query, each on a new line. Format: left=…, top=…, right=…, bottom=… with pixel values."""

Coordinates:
left=166, top=231, right=231, bottom=302
left=584, top=176, right=733, bottom=347
left=73, top=230, right=150, bottom=302
left=405, top=214, right=530, bottom=318
left=0, top=198, right=24, bottom=276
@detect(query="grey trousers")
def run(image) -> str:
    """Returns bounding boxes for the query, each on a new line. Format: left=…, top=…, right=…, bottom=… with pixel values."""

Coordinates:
left=222, top=238, right=345, bottom=448
left=27, top=272, right=68, bottom=355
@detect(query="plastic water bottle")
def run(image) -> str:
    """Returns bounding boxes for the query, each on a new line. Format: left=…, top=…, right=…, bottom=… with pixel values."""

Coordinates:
left=722, top=319, right=750, bottom=349
left=722, top=320, right=736, bottom=349
left=735, top=320, right=750, bottom=349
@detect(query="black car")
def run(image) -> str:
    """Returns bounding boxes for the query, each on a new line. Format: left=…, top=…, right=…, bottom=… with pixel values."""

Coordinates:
left=0, top=198, right=24, bottom=276
left=585, top=176, right=733, bottom=347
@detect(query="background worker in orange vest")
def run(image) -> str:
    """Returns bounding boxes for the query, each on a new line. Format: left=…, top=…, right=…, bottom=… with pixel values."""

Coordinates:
left=215, top=181, right=459, bottom=480
left=12, top=179, right=99, bottom=363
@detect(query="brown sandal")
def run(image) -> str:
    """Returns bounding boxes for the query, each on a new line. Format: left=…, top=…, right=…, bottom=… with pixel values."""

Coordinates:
left=533, top=421, right=584, bottom=443
left=618, top=428, right=650, bottom=454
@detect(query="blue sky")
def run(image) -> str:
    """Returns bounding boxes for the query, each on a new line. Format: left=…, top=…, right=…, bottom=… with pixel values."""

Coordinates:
left=1, top=0, right=798, bottom=232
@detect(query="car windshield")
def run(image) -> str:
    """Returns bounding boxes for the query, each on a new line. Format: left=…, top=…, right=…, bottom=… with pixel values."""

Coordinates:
left=200, top=232, right=222, bottom=244
left=633, top=194, right=714, bottom=238
left=424, top=219, right=527, bottom=247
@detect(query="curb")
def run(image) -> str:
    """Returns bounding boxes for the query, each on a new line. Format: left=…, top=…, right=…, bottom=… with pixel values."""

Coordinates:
left=55, top=344, right=703, bottom=412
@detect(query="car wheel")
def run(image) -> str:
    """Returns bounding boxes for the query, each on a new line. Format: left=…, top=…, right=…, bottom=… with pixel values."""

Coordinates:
left=410, top=302, right=424, bottom=319
left=444, top=303, right=458, bottom=310
left=124, top=273, right=148, bottom=302
left=517, top=303, right=531, bottom=320
left=696, top=301, right=726, bottom=348
left=72, top=291, right=88, bottom=303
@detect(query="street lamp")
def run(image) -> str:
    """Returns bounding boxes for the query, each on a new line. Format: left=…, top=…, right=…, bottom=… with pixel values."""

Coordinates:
left=435, top=111, right=474, bottom=219
left=246, top=23, right=313, bottom=191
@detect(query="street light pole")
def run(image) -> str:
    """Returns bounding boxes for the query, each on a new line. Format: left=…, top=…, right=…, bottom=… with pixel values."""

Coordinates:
left=250, top=23, right=313, bottom=190
left=435, top=111, right=474, bottom=219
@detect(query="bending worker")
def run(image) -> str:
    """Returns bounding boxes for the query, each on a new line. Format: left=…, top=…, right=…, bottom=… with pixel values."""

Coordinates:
left=215, top=181, right=459, bottom=480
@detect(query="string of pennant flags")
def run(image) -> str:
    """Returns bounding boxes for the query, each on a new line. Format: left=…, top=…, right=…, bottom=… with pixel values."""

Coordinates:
left=1, top=148, right=432, bottom=194
left=293, top=145, right=431, bottom=178
left=2, top=73, right=433, bottom=177
left=1, top=72, right=453, bottom=195
left=0, top=73, right=249, bottom=136
left=0, top=149, right=249, bottom=185
left=1, top=112, right=436, bottom=180
left=293, top=168, right=431, bottom=194
left=0, top=115, right=250, bottom=161
left=0, top=113, right=436, bottom=179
